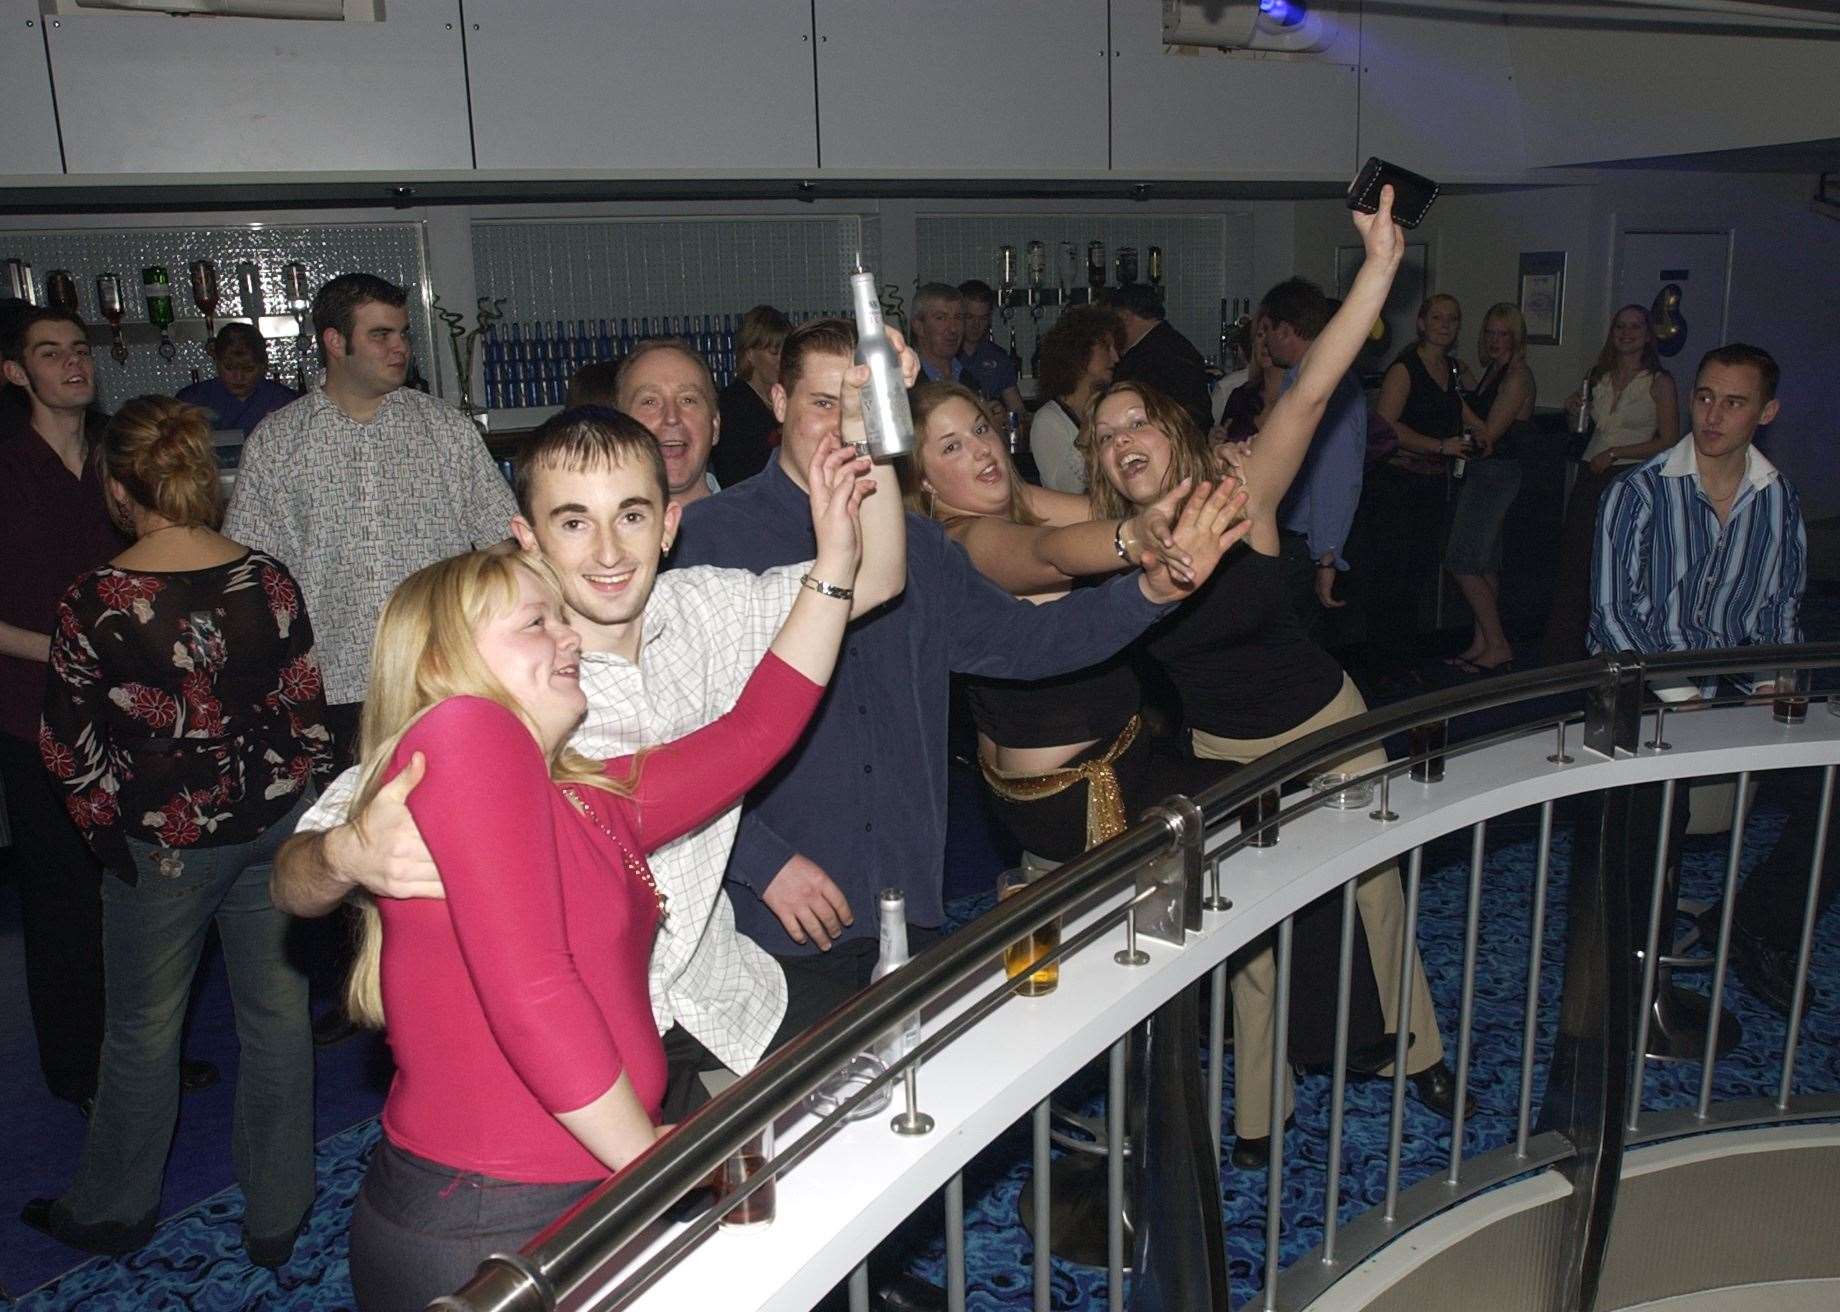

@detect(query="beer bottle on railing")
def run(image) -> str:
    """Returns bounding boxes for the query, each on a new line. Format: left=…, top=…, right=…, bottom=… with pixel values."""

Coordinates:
left=871, top=888, right=923, bottom=1066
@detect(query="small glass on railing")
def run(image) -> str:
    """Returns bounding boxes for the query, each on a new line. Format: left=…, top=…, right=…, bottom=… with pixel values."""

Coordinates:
left=718, top=1121, right=776, bottom=1228
left=997, top=866, right=1061, bottom=996
left=1773, top=668, right=1809, bottom=724
left=1239, top=787, right=1281, bottom=847
left=1310, top=771, right=1375, bottom=810
left=1409, top=720, right=1448, bottom=782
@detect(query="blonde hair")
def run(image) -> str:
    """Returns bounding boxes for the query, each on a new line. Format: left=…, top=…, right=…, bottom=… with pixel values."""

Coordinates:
left=1479, top=303, right=1529, bottom=366
left=1080, top=381, right=1215, bottom=520
left=344, top=544, right=634, bottom=1028
left=901, top=381, right=1039, bottom=526
left=99, top=396, right=223, bottom=529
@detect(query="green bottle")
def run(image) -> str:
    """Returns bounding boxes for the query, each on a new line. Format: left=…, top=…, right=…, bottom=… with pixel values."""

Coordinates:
left=142, top=266, right=177, bottom=359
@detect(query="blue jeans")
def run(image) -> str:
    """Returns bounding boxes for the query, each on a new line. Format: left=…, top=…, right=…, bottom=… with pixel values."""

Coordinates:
left=56, top=791, right=315, bottom=1244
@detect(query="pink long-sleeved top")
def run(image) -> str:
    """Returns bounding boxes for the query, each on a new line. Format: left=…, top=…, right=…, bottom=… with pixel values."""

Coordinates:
left=377, top=651, right=822, bottom=1183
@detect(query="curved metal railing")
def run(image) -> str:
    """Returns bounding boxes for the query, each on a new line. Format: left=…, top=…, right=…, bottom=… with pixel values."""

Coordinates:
left=432, top=642, right=1840, bottom=1312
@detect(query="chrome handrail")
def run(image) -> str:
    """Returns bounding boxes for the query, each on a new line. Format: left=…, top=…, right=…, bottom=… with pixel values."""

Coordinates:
left=433, top=642, right=1840, bottom=1312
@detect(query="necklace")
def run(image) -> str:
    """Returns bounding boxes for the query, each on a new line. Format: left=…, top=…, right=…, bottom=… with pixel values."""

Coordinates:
left=561, top=785, right=668, bottom=916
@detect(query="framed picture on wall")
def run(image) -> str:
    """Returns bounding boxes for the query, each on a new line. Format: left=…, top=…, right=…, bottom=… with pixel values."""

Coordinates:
left=1518, top=251, right=1566, bottom=345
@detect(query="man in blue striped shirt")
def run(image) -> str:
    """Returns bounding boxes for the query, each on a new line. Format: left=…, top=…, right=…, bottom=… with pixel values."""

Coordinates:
left=1589, top=343, right=1803, bottom=695
left=1590, top=343, right=1827, bottom=1014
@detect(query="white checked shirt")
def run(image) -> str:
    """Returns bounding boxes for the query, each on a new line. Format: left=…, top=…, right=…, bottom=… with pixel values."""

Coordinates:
left=297, top=562, right=805, bottom=1073
left=225, top=386, right=517, bottom=706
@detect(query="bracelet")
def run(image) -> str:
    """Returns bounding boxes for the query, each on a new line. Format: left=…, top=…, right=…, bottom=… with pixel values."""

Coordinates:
left=1113, top=520, right=1136, bottom=563
left=800, top=573, right=855, bottom=601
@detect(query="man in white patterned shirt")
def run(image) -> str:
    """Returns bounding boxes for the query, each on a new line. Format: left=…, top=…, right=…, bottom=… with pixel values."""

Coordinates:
left=272, top=400, right=907, bottom=1114
left=225, top=272, right=516, bottom=764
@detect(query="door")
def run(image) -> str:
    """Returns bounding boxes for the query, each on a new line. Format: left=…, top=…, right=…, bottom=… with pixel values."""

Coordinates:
left=1613, top=229, right=1734, bottom=366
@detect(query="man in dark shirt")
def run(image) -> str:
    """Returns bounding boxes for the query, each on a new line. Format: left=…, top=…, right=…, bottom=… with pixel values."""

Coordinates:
left=672, top=319, right=1203, bottom=1040
left=956, top=279, right=1026, bottom=421
left=1109, top=282, right=1215, bottom=437
left=0, top=306, right=119, bottom=1110
left=174, top=321, right=298, bottom=438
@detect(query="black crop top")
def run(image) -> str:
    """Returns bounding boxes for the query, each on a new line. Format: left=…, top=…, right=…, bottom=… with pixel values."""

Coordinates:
left=1143, top=547, right=1343, bottom=740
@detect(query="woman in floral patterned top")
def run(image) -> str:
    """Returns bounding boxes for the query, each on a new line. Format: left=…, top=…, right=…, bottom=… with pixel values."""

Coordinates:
left=28, top=395, right=331, bottom=1269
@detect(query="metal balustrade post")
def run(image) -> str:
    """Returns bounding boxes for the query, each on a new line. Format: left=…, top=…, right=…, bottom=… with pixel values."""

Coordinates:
left=1208, top=964, right=1227, bottom=1164
left=945, top=1173, right=966, bottom=1312
left=1322, top=880, right=1357, bottom=1264
left=1448, top=823, right=1486, bottom=1185
left=1541, top=656, right=1643, bottom=1312
left=1517, top=801, right=1554, bottom=1157
left=891, top=1063, right=934, bottom=1137
left=1107, top=1038, right=1127, bottom=1312
left=1033, top=1101, right=1052, bottom=1312
left=1699, top=771, right=1753, bottom=1119
left=1383, top=848, right=1423, bottom=1222
left=1264, top=917, right=1294, bottom=1309
left=1781, top=765, right=1837, bottom=1108
left=849, top=1262, right=870, bottom=1312
left=1629, top=779, right=1678, bottom=1130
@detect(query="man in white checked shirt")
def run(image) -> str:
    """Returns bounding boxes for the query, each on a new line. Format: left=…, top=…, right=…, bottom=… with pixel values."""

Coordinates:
left=272, top=396, right=909, bottom=1116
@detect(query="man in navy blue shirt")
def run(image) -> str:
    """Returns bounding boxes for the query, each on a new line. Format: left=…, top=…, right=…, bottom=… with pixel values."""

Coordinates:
left=956, top=279, right=1026, bottom=421
left=674, top=319, right=1220, bottom=1038
left=176, top=322, right=299, bottom=438
left=1262, top=278, right=1367, bottom=645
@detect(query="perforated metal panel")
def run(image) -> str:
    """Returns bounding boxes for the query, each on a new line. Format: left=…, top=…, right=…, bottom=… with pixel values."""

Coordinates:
left=470, top=215, right=880, bottom=328
left=914, top=211, right=1252, bottom=373
left=0, top=222, right=435, bottom=410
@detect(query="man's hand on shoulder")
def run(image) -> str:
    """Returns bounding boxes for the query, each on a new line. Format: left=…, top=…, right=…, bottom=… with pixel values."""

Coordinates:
left=761, top=853, right=854, bottom=950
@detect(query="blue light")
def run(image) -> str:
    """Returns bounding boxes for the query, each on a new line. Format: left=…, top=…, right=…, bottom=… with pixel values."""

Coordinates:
left=1261, top=0, right=1306, bottom=27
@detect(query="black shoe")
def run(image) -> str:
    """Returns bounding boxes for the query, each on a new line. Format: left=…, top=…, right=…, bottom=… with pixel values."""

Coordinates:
left=874, top=1273, right=947, bottom=1312
left=244, top=1211, right=309, bottom=1270
left=1408, top=1061, right=1476, bottom=1121
left=1726, top=921, right=1807, bottom=1017
left=312, top=1006, right=358, bottom=1047
left=21, top=1197, right=156, bottom=1257
left=1230, top=1115, right=1296, bottom=1170
left=180, top=1059, right=220, bottom=1095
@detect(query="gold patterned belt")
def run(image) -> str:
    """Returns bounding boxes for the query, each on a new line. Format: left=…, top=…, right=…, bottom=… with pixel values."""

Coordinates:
left=980, top=715, right=1142, bottom=852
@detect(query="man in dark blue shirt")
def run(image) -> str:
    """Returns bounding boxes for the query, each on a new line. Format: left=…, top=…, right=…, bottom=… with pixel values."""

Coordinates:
left=175, top=322, right=299, bottom=438
left=674, top=319, right=1210, bottom=1038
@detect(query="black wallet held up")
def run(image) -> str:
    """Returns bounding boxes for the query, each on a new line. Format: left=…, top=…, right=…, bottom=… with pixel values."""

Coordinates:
left=1345, top=157, right=1441, bottom=229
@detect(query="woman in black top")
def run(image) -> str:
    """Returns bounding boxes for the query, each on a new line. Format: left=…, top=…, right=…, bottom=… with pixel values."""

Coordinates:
left=1443, top=304, right=1537, bottom=675
left=713, top=304, right=789, bottom=487
left=30, top=396, right=330, bottom=1266
left=1086, top=194, right=1462, bottom=1163
left=1371, top=294, right=1474, bottom=635
left=902, top=381, right=1243, bottom=863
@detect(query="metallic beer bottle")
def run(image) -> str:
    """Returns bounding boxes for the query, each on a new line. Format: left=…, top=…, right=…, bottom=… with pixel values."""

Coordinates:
left=848, top=264, right=915, bottom=459
left=870, top=888, right=922, bottom=1065
left=1572, top=373, right=1594, bottom=435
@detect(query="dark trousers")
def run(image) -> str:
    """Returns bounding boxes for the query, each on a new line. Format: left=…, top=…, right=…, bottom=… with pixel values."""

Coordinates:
left=347, top=1138, right=598, bottom=1312
left=1542, top=464, right=1617, bottom=667
left=1626, top=770, right=1838, bottom=956
left=1734, top=768, right=1840, bottom=953
left=769, top=924, right=946, bottom=1054
left=1, top=731, right=106, bottom=1104
left=304, top=702, right=364, bottom=1007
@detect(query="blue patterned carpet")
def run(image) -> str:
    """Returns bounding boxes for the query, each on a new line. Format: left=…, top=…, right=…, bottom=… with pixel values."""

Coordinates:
left=12, top=791, right=1837, bottom=1311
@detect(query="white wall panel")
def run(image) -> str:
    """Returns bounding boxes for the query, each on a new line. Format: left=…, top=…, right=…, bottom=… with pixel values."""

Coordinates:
left=467, top=0, right=817, bottom=172
left=814, top=0, right=1108, bottom=173
left=1357, top=7, right=1527, bottom=179
left=1508, top=25, right=1840, bottom=167
left=46, top=0, right=472, bottom=175
left=0, top=1, right=62, bottom=176
left=1110, top=0, right=1358, bottom=179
